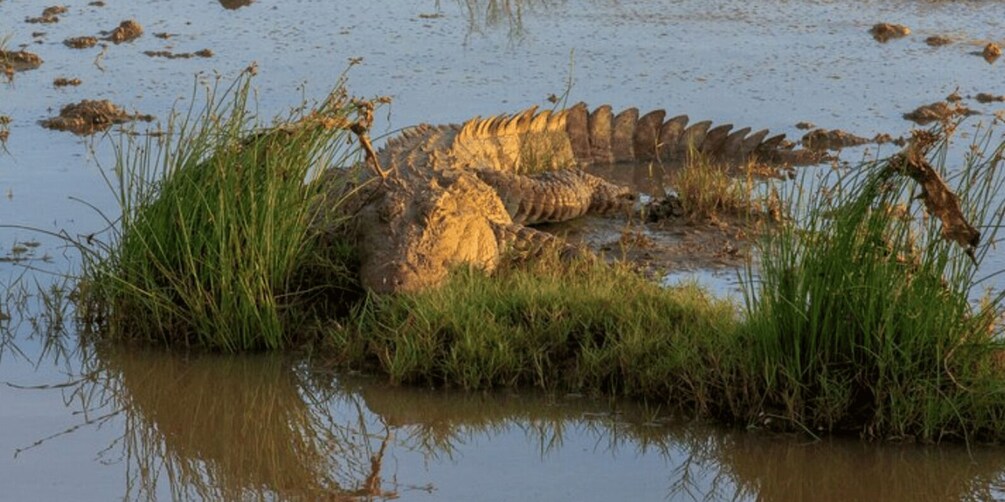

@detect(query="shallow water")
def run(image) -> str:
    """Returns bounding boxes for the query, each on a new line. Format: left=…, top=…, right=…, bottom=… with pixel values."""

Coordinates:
left=3, top=0, right=1005, bottom=499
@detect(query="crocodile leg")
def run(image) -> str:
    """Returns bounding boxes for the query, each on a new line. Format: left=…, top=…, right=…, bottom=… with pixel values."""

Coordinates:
left=473, top=168, right=636, bottom=225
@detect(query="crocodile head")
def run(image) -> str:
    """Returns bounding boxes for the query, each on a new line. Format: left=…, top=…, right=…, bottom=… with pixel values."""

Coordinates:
left=356, top=170, right=513, bottom=293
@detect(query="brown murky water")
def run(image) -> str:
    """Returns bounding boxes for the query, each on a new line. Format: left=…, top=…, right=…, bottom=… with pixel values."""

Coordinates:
left=3, top=0, right=1005, bottom=499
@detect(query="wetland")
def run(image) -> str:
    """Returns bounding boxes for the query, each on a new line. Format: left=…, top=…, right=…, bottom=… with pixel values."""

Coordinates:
left=4, top=0, right=1005, bottom=500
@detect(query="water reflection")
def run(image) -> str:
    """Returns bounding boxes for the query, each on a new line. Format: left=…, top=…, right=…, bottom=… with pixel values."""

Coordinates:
left=6, top=324, right=1005, bottom=501
left=676, top=432, right=1005, bottom=501
left=83, top=347, right=389, bottom=500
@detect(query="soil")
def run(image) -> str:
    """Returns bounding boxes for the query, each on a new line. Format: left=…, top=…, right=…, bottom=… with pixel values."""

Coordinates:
left=903, top=101, right=976, bottom=125
left=53, top=77, right=82, bottom=87
left=925, top=35, right=952, bottom=47
left=976, top=93, right=1005, bottom=104
left=553, top=213, right=762, bottom=276
left=869, top=23, right=910, bottom=43
left=0, top=50, right=44, bottom=71
left=64, top=36, right=98, bottom=49
left=143, top=49, right=214, bottom=59
left=26, top=5, right=68, bottom=24
left=982, top=43, right=1002, bottom=63
left=40, top=100, right=154, bottom=135
left=801, top=128, right=871, bottom=151
left=219, top=0, right=254, bottom=9
left=104, top=20, right=143, bottom=44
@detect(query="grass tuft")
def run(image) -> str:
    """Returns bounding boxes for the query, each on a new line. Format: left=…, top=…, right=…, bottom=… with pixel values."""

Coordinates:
left=740, top=127, right=1005, bottom=440
left=77, top=71, right=365, bottom=351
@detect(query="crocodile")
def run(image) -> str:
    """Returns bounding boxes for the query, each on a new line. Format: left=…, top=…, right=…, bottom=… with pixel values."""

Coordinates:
left=322, top=103, right=818, bottom=293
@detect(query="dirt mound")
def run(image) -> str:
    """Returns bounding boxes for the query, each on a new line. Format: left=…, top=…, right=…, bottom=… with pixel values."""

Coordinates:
left=903, top=101, right=976, bottom=125
left=53, top=77, right=82, bottom=87
left=869, top=23, right=910, bottom=43
left=983, top=43, right=1002, bottom=63
left=142, top=48, right=213, bottom=58
left=1, top=50, right=43, bottom=71
left=925, top=35, right=952, bottom=47
left=976, top=93, right=1005, bottom=104
left=64, top=36, right=98, bottom=49
left=41, top=100, right=154, bottom=135
left=105, top=20, right=143, bottom=43
left=26, top=5, right=67, bottom=24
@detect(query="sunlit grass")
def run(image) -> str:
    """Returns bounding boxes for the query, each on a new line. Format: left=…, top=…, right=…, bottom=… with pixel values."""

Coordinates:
left=76, top=70, right=366, bottom=351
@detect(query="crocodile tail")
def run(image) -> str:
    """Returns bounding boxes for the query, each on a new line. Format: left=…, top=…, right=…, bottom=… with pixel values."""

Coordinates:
left=570, top=105, right=820, bottom=166
left=450, top=107, right=576, bottom=173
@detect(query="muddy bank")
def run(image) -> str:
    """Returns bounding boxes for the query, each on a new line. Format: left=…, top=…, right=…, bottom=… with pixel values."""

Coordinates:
left=41, top=100, right=154, bottom=135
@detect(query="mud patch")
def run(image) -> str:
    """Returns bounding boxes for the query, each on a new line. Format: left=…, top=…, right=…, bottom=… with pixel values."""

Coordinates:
left=925, top=35, right=952, bottom=47
left=982, top=43, right=1002, bottom=63
left=143, top=49, right=214, bottom=59
left=64, top=36, right=98, bottom=49
left=801, top=128, right=871, bottom=151
left=26, top=5, right=68, bottom=24
left=576, top=216, right=761, bottom=275
left=976, top=93, right=1005, bottom=104
left=104, top=20, right=143, bottom=44
left=869, top=23, right=910, bottom=43
left=41, top=100, right=154, bottom=135
left=903, top=101, right=976, bottom=125
left=219, top=0, right=254, bottom=9
left=0, top=50, right=44, bottom=72
left=53, top=77, right=82, bottom=87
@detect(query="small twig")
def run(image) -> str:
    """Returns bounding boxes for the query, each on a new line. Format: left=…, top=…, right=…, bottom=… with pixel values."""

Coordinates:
left=92, top=43, right=109, bottom=72
left=349, top=98, right=391, bottom=180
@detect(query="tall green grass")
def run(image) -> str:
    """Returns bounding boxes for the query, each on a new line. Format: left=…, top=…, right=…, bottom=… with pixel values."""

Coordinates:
left=740, top=128, right=1005, bottom=440
left=78, top=71, right=364, bottom=351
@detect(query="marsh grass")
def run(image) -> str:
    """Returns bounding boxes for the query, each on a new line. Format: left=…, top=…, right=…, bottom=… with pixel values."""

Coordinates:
left=673, top=150, right=764, bottom=222
left=739, top=128, right=1005, bottom=440
left=77, top=71, right=365, bottom=351
left=328, top=252, right=742, bottom=400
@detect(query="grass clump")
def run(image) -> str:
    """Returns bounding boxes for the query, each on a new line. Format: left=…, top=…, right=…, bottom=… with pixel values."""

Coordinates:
left=739, top=129, right=1005, bottom=440
left=78, top=71, right=366, bottom=351
left=328, top=255, right=741, bottom=401
left=674, top=154, right=754, bottom=221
